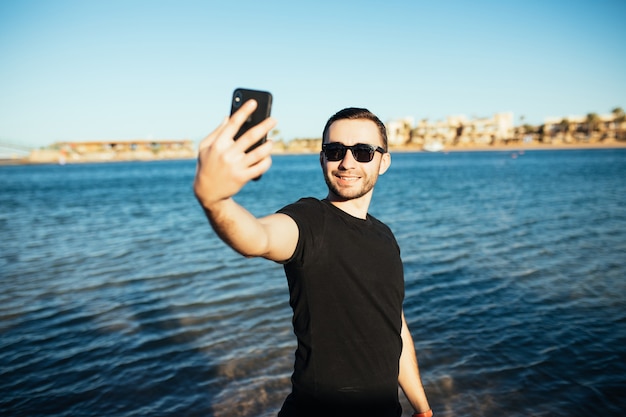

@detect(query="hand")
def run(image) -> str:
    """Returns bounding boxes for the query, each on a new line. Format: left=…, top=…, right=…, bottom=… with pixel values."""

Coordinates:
left=194, top=99, right=277, bottom=209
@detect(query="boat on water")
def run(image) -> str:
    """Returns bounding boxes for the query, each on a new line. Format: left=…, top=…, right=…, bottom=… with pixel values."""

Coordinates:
left=423, top=141, right=444, bottom=152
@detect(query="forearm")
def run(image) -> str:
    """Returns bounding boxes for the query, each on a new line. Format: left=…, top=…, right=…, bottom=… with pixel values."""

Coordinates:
left=201, top=197, right=271, bottom=258
left=398, top=314, right=431, bottom=414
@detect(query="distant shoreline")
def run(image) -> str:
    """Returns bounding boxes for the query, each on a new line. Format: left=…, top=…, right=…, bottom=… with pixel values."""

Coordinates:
left=2, top=140, right=625, bottom=166
left=393, top=141, right=626, bottom=153
left=275, top=140, right=626, bottom=155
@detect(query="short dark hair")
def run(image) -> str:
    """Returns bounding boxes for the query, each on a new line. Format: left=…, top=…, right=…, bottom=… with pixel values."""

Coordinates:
left=322, top=107, right=388, bottom=151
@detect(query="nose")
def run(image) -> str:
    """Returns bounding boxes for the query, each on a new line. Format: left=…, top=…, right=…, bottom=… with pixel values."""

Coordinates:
left=338, top=147, right=358, bottom=169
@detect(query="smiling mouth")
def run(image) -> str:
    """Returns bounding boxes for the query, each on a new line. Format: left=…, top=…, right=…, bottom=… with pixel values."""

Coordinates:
left=336, top=174, right=360, bottom=182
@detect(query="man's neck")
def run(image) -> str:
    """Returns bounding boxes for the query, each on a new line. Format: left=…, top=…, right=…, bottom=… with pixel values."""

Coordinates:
left=326, top=193, right=372, bottom=220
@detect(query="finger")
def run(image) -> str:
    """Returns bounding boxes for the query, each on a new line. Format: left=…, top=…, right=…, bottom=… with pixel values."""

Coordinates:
left=244, top=152, right=273, bottom=180
left=242, top=138, right=274, bottom=166
left=219, top=99, right=259, bottom=140
left=198, top=116, right=229, bottom=152
left=232, top=116, right=277, bottom=154
left=242, top=140, right=273, bottom=180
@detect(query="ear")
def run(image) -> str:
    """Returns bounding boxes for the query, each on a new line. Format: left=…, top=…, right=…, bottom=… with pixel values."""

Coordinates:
left=378, top=152, right=391, bottom=175
left=319, top=151, right=324, bottom=167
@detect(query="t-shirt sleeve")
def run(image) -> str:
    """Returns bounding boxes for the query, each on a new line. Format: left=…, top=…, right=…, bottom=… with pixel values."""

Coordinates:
left=277, top=197, right=322, bottom=265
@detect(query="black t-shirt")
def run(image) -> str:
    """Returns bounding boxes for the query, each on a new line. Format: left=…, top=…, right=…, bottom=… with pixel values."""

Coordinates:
left=277, top=198, right=405, bottom=417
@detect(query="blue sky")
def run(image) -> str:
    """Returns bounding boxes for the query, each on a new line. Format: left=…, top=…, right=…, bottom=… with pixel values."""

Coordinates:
left=1, top=0, right=625, bottom=147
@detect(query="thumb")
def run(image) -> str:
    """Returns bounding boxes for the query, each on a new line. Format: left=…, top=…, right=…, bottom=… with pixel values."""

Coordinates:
left=199, top=116, right=229, bottom=152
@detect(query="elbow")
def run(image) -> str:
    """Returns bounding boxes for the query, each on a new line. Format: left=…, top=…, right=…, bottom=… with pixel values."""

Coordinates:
left=229, top=237, right=272, bottom=259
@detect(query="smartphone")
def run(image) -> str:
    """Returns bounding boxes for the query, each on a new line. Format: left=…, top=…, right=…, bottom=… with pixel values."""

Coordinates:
left=230, top=88, right=273, bottom=153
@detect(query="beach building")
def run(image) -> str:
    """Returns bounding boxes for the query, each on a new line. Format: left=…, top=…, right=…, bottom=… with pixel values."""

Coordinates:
left=387, top=112, right=515, bottom=149
left=543, top=113, right=625, bottom=143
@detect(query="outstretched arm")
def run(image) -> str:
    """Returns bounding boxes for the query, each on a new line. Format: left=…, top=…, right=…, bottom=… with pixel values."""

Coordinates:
left=398, top=311, right=432, bottom=416
left=194, top=99, right=298, bottom=262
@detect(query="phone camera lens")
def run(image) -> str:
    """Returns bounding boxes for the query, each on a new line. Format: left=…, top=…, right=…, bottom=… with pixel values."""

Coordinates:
left=233, top=91, right=243, bottom=108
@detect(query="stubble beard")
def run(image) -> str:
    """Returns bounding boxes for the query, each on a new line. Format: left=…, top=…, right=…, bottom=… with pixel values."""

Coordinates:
left=324, top=169, right=378, bottom=201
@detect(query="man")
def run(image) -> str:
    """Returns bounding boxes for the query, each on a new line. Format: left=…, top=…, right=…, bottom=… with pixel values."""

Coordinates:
left=194, top=99, right=432, bottom=417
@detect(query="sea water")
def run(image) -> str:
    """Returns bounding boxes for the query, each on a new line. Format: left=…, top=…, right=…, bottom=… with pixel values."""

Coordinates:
left=1, top=149, right=625, bottom=416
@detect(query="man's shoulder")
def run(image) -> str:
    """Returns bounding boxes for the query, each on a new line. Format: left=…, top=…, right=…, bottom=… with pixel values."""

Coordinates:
left=279, top=197, right=323, bottom=214
left=367, top=213, right=399, bottom=244
left=367, top=212, right=391, bottom=229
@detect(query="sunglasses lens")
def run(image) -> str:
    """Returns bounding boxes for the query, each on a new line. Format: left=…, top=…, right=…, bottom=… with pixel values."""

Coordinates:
left=324, top=145, right=345, bottom=161
left=353, top=146, right=373, bottom=162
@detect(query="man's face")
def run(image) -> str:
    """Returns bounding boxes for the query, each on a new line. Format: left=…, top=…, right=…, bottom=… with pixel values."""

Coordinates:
left=321, top=119, right=390, bottom=202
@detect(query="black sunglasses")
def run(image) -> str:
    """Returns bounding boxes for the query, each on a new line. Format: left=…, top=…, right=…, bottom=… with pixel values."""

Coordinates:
left=322, top=143, right=386, bottom=163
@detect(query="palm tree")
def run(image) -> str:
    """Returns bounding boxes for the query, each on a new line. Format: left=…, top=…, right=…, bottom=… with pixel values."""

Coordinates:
left=612, top=107, right=625, bottom=140
left=559, top=118, right=571, bottom=142
left=586, top=113, right=601, bottom=140
left=522, top=124, right=535, bottom=134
